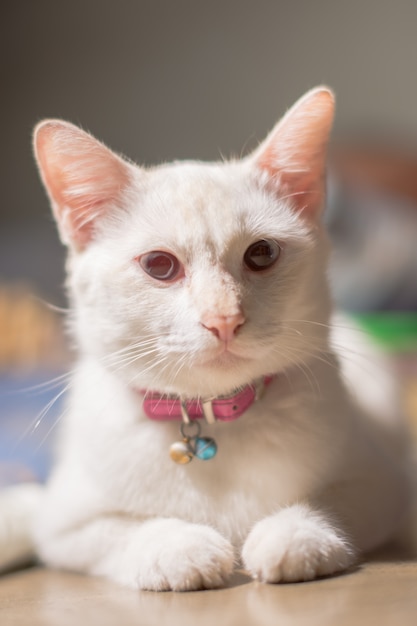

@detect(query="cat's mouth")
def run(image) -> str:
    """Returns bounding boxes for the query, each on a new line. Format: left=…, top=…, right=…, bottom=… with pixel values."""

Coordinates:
left=198, top=345, right=251, bottom=367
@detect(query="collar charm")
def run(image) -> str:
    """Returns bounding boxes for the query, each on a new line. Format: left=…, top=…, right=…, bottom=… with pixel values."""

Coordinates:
left=170, top=421, right=217, bottom=464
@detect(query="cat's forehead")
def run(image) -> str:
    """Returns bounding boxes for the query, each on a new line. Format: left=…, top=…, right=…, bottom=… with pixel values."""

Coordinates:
left=149, top=160, right=251, bottom=223
left=133, top=160, right=272, bottom=252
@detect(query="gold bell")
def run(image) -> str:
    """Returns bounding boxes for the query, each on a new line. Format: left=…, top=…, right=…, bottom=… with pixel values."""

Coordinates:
left=169, top=439, right=194, bottom=464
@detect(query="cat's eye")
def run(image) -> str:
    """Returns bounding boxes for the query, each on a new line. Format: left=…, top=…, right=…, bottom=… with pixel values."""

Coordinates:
left=139, top=251, right=183, bottom=282
left=244, top=239, right=281, bottom=271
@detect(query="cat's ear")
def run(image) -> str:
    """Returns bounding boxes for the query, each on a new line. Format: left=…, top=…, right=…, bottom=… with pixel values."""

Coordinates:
left=33, top=120, right=134, bottom=249
left=249, top=87, right=335, bottom=221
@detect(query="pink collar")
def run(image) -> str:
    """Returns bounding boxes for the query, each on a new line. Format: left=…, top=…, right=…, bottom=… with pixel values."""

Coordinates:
left=140, top=376, right=273, bottom=424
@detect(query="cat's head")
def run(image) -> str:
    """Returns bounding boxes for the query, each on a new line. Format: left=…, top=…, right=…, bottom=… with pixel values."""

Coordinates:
left=33, top=87, right=334, bottom=397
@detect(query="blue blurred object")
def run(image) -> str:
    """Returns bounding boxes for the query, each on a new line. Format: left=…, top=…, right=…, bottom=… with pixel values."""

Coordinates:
left=0, top=373, right=66, bottom=485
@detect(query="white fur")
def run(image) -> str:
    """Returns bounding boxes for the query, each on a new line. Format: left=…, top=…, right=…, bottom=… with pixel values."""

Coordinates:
left=28, top=89, right=411, bottom=590
left=0, top=484, right=43, bottom=572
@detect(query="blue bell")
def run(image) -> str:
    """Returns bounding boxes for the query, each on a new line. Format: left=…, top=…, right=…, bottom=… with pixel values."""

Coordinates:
left=194, top=437, right=217, bottom=460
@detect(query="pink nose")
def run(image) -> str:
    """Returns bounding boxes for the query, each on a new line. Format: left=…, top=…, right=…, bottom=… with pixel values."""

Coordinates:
left=201, top=312, right=246, bottom=343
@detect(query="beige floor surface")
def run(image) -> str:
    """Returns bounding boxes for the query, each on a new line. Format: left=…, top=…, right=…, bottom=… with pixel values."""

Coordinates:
left=1, top=549, right=417, bottom=626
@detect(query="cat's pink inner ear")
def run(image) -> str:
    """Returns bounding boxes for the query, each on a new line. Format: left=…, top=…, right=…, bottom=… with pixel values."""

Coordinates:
left=253, top=88, right=335, bottom=221
left=34, top=120, right=132, bottom=249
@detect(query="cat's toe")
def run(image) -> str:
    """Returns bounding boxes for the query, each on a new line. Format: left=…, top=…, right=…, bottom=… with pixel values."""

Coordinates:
left=133, top=521, right=234, bottom=591
left=242, top=505, right=355, bottom=583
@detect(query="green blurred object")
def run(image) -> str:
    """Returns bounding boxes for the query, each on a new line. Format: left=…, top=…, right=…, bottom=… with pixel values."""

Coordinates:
left=353, top=313, right=417, bottom=352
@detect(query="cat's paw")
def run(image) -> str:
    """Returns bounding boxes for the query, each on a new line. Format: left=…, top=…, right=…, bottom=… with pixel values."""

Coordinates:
left=242, top=504, right=355, bottom=583
left=121, top=519, right=234, bottom=591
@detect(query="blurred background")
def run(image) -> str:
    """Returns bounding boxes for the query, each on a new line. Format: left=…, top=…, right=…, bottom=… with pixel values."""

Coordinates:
left=2, top=0, right=417, bottom=308
left=1, top=0, right=417, bottom=482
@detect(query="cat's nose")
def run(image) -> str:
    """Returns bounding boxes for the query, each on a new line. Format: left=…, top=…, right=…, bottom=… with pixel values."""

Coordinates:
left=201, top=312, right=245, bottom=343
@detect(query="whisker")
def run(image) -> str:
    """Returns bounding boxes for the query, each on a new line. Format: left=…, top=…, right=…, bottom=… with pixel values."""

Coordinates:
left=32, top=295, right=70, bottom=315
left=13, top=382, right=71, bottom=451
left=269, top=344, right=321, bottom=396
left=19, top=371, right=74, bottom=395
left=106, top=348, right=162, bottom=376
left=35, top=406, right=69, bottom=452
left=126, top=355, right=170, bottom=387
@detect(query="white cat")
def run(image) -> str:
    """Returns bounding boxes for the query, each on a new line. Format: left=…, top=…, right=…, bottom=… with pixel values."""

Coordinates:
left=29, top=87, right=410, bottom=591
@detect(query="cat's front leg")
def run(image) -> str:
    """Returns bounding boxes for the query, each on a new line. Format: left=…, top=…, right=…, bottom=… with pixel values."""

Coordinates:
left=36, top=516, right=234, bottom=591
left=241, top=503, right=355, bottom=583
